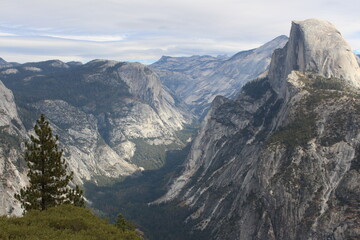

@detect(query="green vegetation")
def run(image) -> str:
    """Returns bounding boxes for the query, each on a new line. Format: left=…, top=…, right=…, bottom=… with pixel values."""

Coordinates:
left=15, top=115, right=84, bottom=212
left=300, top=74, right=346, bottom=91
left=175, top=124, right=198, bottom=143
left=131, top=126, right=197, bottom=170
left=311, top=76, right=344, bottom=90
left=131, top=139, right=173, bottom=170
left=115, top=214, right=136, bottom=232
left=85, top=144, right=209, bottom=240
left=269, top=110, right=316, bottom=148
left=0, top=205, right=142, bottom=240
left=242, top=77, right=270, bottom=100
left=268, top=73, right=356, bottom=148
left=1, top=65, right=130, bottom=115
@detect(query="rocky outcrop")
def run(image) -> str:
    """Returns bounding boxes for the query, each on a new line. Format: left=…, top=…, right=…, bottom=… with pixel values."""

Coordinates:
left=0, top=59, right=193, bottom=215
left=32, top=99, right=138, bottom=183
left=0, top=81, right=27, bottom=216
left=158, top=19, right=360, bottom=239
left=151, top=36, right=288, bottom=117
left=269, top=19, right=360, bottom=93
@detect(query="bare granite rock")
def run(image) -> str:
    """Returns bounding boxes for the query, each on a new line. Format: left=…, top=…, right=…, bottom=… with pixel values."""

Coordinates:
left=151, top=36, right=288, bottom=117
left=269, top=19, right=360, bottom=94
left=158, top=19, right=360, bottom=239
left=0, top=59, right=194, bottom=215
left=0, top=80, right=27, bottom=216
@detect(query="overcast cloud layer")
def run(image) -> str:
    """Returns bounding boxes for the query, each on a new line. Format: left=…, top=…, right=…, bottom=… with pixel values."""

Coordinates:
left=1, top=0, right=359, bottom=64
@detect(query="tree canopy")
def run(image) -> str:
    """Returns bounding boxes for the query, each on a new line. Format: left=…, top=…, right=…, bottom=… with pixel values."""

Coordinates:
left=15, top=114, right=84, bottom=212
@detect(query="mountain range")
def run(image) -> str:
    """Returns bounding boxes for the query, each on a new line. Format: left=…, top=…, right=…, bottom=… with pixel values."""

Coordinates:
left=0, top=58, right=19, bottom=69
left=0, top=31, right=290, bottom=216
left=150, top=35, right=288, bottom=117
left=156, top=19, right=360, bottom=239
left=0, top=59, right=194, bottom=215
left=0, top=18, right=359, bottom=240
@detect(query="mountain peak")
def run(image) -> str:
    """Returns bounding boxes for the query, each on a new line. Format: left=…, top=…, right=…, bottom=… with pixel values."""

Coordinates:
left=255, top=35, right=288, bottom=53
left=269, top=18, right=360, bottom=91
left=0, top=57, right=7, bottom=64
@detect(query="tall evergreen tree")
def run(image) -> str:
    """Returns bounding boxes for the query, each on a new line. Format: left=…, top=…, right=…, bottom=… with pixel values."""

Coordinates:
left=15, top=114, right=84, bottom=212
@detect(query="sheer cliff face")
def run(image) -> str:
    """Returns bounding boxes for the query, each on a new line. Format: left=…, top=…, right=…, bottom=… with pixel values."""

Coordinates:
left=269, top=19, right=360, bottom=94
left=159, top=19, right=360, bottom=239
left=151, top=36, right=288, bottom=117
left=0, top=60, right=193, bottom=215
left=0, top=81, right=27, bottom=216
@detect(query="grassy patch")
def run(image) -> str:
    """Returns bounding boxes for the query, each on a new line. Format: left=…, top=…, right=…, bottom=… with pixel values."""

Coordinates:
left=0, top=205, right=142, bottom=240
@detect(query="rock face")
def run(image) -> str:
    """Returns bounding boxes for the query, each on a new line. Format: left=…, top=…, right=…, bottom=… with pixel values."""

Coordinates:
left=151, top=36, right=288, bottom=117
left=0, top=81, right=27, bottom=216
left=158, top=19, right=360, bottom=239
left=269, top=19, right=360, bottom=93
left=0, top=59, right=193, bottom=215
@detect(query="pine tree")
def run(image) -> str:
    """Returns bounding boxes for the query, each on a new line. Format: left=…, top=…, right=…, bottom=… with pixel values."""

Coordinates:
left=115, top=214, right=136, bottom=232
left=15, top=114, right=84, bottom=212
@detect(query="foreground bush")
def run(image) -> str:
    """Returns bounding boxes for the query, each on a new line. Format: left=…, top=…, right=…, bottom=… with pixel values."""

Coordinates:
left=0, top=205, right=142, bottom=240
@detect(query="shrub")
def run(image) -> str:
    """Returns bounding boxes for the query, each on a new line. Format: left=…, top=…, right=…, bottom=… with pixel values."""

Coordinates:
left=0, top=205, right=142, bottom=240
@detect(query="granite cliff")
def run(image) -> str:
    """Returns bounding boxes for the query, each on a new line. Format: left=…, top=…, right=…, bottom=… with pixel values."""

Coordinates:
left=157, top=19, right=360, bottom=239
left=151, top=36, right=288, bottom=117
left=0, top=59, right=193, bottom=215
left=0, top=80, right=27, bottom=216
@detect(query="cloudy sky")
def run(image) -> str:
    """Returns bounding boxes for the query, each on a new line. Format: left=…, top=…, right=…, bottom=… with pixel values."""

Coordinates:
left=0, top=0, right=359, bottom=64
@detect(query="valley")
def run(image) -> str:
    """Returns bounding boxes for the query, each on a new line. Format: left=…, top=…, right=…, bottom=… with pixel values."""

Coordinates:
left=0, top=18, right=359, bottom=240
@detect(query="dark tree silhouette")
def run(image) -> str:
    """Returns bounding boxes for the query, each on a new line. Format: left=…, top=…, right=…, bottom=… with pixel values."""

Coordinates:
left=15, top=114, right=84, bottom=212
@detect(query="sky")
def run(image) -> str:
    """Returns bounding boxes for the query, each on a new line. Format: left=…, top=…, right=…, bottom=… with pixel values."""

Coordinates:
left=0, top=0, right=359, bottom=64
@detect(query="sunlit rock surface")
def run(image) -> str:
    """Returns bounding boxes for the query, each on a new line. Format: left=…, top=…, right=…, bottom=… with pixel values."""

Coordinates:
left=158, top=19, right=360, bottom=239
left=0, top=59, right=193, bottom=215
left=151, top=36, right=288, bottom=117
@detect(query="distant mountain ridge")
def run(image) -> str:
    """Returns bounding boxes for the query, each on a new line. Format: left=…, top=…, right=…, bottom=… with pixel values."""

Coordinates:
left=0, top=58, right=19, bottom=69
left=0, top=59, right=193, bottom=215
left=151, top=35, right=288, bottom=117
left=0, top=37, right=289, bottom=216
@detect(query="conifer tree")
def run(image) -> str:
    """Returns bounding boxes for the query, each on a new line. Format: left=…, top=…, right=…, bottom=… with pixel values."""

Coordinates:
left=15, top=114, right=84, bottom=212
left=115, top=214, right=136, bottom=232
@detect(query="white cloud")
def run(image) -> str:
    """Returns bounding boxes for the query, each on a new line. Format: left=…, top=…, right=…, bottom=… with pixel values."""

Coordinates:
left=45, top=34, right=125, bottom=42
left=0, top=32, right=17, bottom=37
left=0, top=35, right=262, bottom=64
left=0, top=0, right=359, bottom=63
